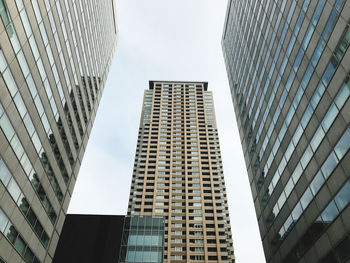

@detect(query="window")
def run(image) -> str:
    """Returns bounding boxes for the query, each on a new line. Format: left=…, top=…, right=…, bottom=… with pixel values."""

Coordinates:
left=322, top=103, right=338, bottom=131
left=2, top=69, right=17, bottom=97
left=0, top=153, right=12, bottom=184
left=321, top=152, right=338, bottom=179
left=300, top=188, right=313, bottom=210
left=0, top=209, right=8, bottom=232
left=0, top=114, right=15, bottom=140
left=321, top=201, right=338, bottom=222
left=334, top=128, right=350, bottom=160
left=310, top=172, right=325, bottom=195
left=334, top=182, right=350, bottom=211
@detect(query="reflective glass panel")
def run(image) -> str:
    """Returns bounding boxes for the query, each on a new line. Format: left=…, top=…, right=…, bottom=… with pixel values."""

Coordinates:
left=334, top=182, right=350, bottom=211
left=0, top=159, right=11, bottom=186
left=334, top=128, right=350, bottom=160
left=310, top=171, right=325, bottom=195
left=321, top=152, right=338, bottom=179
left=321, top=201, right=338, bottom=222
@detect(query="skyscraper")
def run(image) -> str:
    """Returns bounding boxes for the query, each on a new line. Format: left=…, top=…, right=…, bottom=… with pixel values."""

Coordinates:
left=0, top=0, right=117, bottom=262
left=222, top=0, right=350, bottom=262
left=127, top=81, right=235, bottom=263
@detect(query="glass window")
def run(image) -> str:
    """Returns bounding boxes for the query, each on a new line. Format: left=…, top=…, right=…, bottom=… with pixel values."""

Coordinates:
left=334, top=128, right=350, bottom=160
left=3, top=68, right=17, bottom=96
left=312, top=39, right=325, bottom=67
left=322, top=61, right=337, bottom=87
left=310, top=126, right=325, bottom=151
left=20, top=154, right=32, bottom=176
left=334, top=82, right=350, bottom=110
left=322, top=103, right=338, bottom=131
left=293, top=50, right=304, bottom=72
left=0, top=159, right=11, bottom=186
left=300, top=188, right=313, bottom=210
left=310, top=171, right=325, bottom=195
left=277, top=191, right=286, bottom=209
left=18, top=197, right=30, bottom=215
left=321, top=200, right=338, bottom=222
left=292, top=125, right=303, bottom=146
left=39, top=22, right=48, bottom=46
left=26, top=75, right=37, bottom=97
left=4, top=223, right=18, bottom=244
left=151, top=251, right=160, bottom=262
left=144, top=234, right=152, bottom=245
left=136, top=235, right=144, bottom=246
left=334, top=26, right=350, bottom=61
left=322, top=10, right=337, bottom=40
left=37, top=58, right=46, bottom=80
left=0, top=0, right=11, bottom=27
left=284, top=179, right=294, bottom=197
left=310, top=83, right=324, bottom=110
left=14, top=235, right=26, bottom=255
left=134, top=251, right=143, bottom=262
left=34, top=96, right=44, bottom=117
left=126, top=250, right=135, bottom=262
left=13, top=93, right=26, bottom=118
left=19, top=9, right=32, bottom=36
left=23, top=114, right=35, bottom=137
left=128, top=235, right=136, bottom=245
left=303, top=24, right=314, bottom=50
left=301, top=105, right=313, bottom=129
left=8, top=26, right=21, bottom=54
left=300, top=145, right=313, bottom=169
left=10, top=135, right=24, bottom=159
left=292, top=163, right=303, bottom=183
left=334, top=182, right=350, bottom=211
left=17, top=51, right=29, bottom=78
left=0, top=114, right=15, bottom=140
left=0, top=209, right=8, bottom=232
left=0, top=50, right=7, bottom=73
left=321, top=152, right=338, bottom=179
left=23, top=247, right=34, bottom=263
left=29, top=36, right=40, bottom=61
left=292, top=202, right=303, bottom=221
left=312, top=1, right=324, bottom=26
left=284, top=215, right=294, bottom=232
left=31, top=132, right=42, bottom=153
left=279, top=123, right=287, bottom=141
left=7, top=178, right=21, bottom=202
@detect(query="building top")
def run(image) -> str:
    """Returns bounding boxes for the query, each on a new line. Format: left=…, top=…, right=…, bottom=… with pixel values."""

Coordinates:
left=149, top=80, right=208, bottom=91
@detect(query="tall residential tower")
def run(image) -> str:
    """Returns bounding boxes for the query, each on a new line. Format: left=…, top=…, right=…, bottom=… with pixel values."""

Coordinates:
left=222, top=0, right=350, bottom=262
left=127, top=81, right=235, bottom=263
left=0, top=0, right=117, bottom=262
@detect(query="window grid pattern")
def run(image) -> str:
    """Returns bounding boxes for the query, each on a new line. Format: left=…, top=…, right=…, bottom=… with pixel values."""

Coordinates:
left=222, top=0, right=350, bottom=261
left=0, top=0, right=117, bottom=262
left=0, top=209, right=40, bottom=263
left=128, top=82, right=234, bottom=263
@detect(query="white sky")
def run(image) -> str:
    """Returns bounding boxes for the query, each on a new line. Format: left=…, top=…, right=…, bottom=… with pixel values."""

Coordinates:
left=68, top=0, right=266, bottom=262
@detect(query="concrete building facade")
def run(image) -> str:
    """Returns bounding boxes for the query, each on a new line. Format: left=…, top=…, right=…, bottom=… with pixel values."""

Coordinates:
left=222, top=0, right=350, bottom=262
left=127, top=81, right=235, bottom=263
left=0, top=0, right=117, bottom=262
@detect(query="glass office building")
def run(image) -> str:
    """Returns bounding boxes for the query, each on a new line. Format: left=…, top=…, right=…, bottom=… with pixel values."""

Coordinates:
left=222, top=0, right=350, bottom=262
left=119, top=216, right=165, bottom=263
left=127, top=81, right=235, bottom=262
left=0, top=0, right=117, bottom=262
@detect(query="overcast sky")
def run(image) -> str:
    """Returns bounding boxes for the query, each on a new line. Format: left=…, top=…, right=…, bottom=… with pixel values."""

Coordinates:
left=68, top=1, right=266, bottom=262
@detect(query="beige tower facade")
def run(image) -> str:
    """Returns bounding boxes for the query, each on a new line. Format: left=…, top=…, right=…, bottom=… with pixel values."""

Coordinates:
left=127, top=81, right=235, bottom=263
